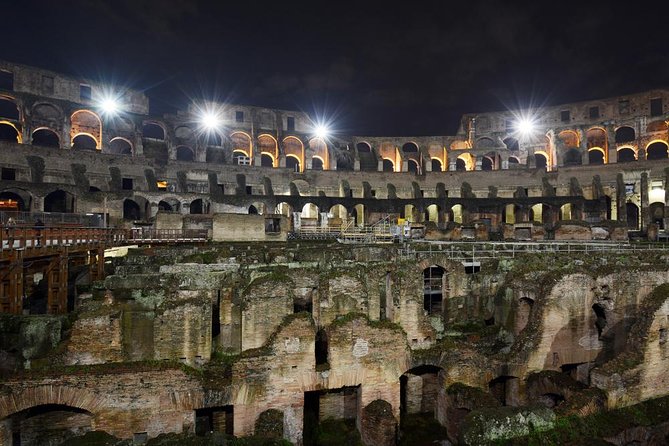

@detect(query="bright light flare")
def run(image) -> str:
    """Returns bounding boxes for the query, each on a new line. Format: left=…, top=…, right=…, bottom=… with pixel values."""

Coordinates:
left=314, top=124, right=330, bottom=139
left=99, top=96, right=121, bottom=115
left=516, top=117, right=536, bottom=136
left=200, top=111, right=221, bottom=131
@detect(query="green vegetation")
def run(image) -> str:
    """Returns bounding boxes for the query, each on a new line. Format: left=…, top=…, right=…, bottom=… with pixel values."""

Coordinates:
left=314, top=419, right=362, bottom=446
left=399, top=413, right=449, bottom=446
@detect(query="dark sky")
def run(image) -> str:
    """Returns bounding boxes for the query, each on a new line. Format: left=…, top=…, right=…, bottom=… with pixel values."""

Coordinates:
left=2, top=1, right=668, bottom=136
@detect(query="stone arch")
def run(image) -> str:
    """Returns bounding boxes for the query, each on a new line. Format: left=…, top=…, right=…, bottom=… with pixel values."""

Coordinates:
left=71, top=133, right=97, bottom=151
left=282, top=135, right=303, bottom=170
left=588, top=147, right=605, bottom=165
left=32, top=102, right=62, bottom=123
left=586, top=127, right=607, bottom=151
left=481, top=152, right=498, bottom=171
left=503, top=204, right=522, bottom=224
left=474, top=137, right=495, bottom=149
left=456, top=153, right=474, bottom=171
left=190, top=198, right=209, bottom=215
left=503, top=137, right=519, bottom=151
left=286, top=154, right=301, bottom=172
left=431, top=158, right=443, bottom=172
left=0, top=121, right=21, bottom=142
left=301, top=203, right=319, bottom=221
left=31, top=127, right=60, bottom=147
left=0, top=386, right=104, bottom=420
left=450, top=204, right=464, bottom=224
left=0, top=96, right=20, bottom=121
left=174, top=125, right=195, bottom=141
left=646, top=140, right=668, bottom=160
left=617, top=146, right=636, bottom=163
left=626, top=202, right=640, bottom=230
left=559, top=203, right=575, bottom=221
left=356, top=142, right=371, bottom=153
left=529, top=203, right=543, bottom=223
left=650, top=201, right=664, bottom=229
left=176, top=146, right=195, bottom=162
left=563, top=148, right=582, bottom=166
left=557, top=130, right=579, bottom=149
left=329, top=204, right=348, bottom=221
left=123, top=198, right=141, bottom=220
left=309, top=137, right=329, bottom=170
left=275, top=202, right=293, bottom=217
left=534, top=152, right=548, bottom=169
left=407, top=158, right=420, bottom=173
left=0, top=188, right=31, bottom=211
left=382, top=158, right=395, bottom=172
left=508, top=156, right=520, bottom=167
left=311, top=156, right=325, bottom=171
left=352, top=203, right=365, bottom=226
left=44, top=189, right=74, bottom=213
left=231, top=131, right=252, bottom=158
left=400, top=364, right=443, bottom=417
left=450, top=140, right=470, bottom=150
left=261, top=153, right=274, bottom=167
left=107, top=137, right=133, bottom=155
left=142, top=121, right=166, bottom=140
left=70, top=110, right=101, bottom=149
left=425, top=204, right=440, bottom=224
left=615, top=126, right=635, bottom=143
left=646, top=120, right=668, bottom=133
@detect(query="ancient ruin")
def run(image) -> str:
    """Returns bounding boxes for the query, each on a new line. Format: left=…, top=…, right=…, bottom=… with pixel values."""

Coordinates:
left=1, top=61, right=669, bottom=445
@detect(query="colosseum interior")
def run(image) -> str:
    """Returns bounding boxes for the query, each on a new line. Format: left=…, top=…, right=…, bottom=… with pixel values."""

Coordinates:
left=1, top=60, right=669, bottom=445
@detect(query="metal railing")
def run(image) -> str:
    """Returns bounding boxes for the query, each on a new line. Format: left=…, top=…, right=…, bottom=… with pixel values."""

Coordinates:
left=127, top=228, right=209, bottom=243
left=397, top=241, right=669, bottom=261
left=1, top=226, right=127, bottom=252
left=0, top=211, right=104, bottom=227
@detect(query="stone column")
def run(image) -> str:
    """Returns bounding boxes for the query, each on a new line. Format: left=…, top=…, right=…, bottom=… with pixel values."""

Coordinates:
left=641, top=172, right=650, bottom=231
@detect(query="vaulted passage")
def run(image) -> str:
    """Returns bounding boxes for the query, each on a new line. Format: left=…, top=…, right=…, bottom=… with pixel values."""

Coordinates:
left=195, top=406, right=233, bottom=436
left=303, top=386, right=361, bottom=446
left=1, top=404, right=93, bottom=446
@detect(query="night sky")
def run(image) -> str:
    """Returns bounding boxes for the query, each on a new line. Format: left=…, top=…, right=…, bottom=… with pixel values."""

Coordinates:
left=2, top=1, right=668, bottom=136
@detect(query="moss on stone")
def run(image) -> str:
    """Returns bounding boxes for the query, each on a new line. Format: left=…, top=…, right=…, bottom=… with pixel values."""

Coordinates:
left=255, top=409, right=284, bottom=439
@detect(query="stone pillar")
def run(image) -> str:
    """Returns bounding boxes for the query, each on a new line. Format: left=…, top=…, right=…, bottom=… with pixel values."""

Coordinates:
left=354, top=159, right=360, bottom=171
left=377, top=160, right=383, bottom=172
left=360, top=400, right=396, bottom=446
left=474, top=159, right=482, bottom=171
left=449, top=160, right=456, bottom=171
left=641, top=172, right=650, bottom=231
left=664, top=168, right=669, bottom=230
left=616, top=174, right=626, bottom=223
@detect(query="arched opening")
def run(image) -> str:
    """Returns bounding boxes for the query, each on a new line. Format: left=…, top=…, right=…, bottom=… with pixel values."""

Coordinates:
left=592, top=303, right=607, bottom=339
left=563, top=149, right=582, bottom=166
left=70, top=110, right=101, bottom=149
left=559, top=203, right=573, bottom=221
left=301, top=203, right=319, bottom=220
left=353, top=204, right=365, bottom=226
left=329, top=205, right=347, bottom=225
left=529, top=203, right=543, bottom=223
left=431, top=158, right=442, bottom=172
left=0, top=191, right=28, bottom=211
left=142, top=122, right=165, bottom=140
left=423, top=266, right=445, bottom=315
left=402, top=142, right=418, bottom=153
left=0, top=97, right=19, bottom=120
left=503, top=204, right=520, bottom=224
left=158, top=199, right=180, bottom=212
left=315, top=328, right=328, bottom=368
left=123, top=199, right=141, bottom=220
left=3, top=404, right=93, bottom=446
left=425, top=204, right=440, bottom=224
left=71, top=134, right=97, bottom=151
left=450, top=204, right=463, bottom=224
left=588, top=148, right=605, bottom=165
left=626, top=202, right=640, bottom=230
left=586, top=128, right=607, bottom=150
left=617, top=147, right=636, bottom=163
left=403, top=204, right=417, bottom=222
left=286, top=155, right=301, bottom=172
left=31, top=128, right=60, bottom=148
left=408, top=159, right=420, bottom=173
left=515, top=297, right=535, bottom=334
left=190, top=199, right=205, bottom=215
left=261, top=154, right=274, bottom=167
left=650, top=202, right=664, bottom=229
left=107, top=137, right=132, bottom=155
left=176, top=146, right=194, bottom=162
left=233, top=150, right=248, bottom=165
left=311, top=157, right=324, bottom=171
left=44, top=190, right=74, bottom=213
left=508, top=156, right=520, bottom=168
left=646, top=120, right=668, bottom=133
left=558, top=130, right=579, bottom=149
left=231, top=131, right=252, bottom=164
left=488, top=376, right=520, bottom=406
left=0, top=122, right=20, bottom=142
left=382, top=158, right=394, bottom=172
left=503, top=137, right=519, bottom=151
left=534, top=153, right=548, bottom=169
left=615, top=126, right=635, bottom=143
left=356, top=142, right=371, bottom=153
left=399, top=365, right=446, bottom=440
left=481, top=156, right=493, bottom=171
left=456, top=153, right=474, bottom=171
left=275, top=202, right=292, bottom=217
left=646, top=141, right=669, bottom=160
left=248, top=205, right=258, bottom=215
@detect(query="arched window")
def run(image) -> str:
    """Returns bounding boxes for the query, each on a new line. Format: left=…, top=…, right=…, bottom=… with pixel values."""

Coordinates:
left=615, top=126, right=635, bottom=143
left=617, top=148, right=636, bottom=163
left=402, top=142, right=418, bottom=153
left=176, top=146, right=194, bottom=161
left=286, top=155, right=301, bottom=172
left=70, top=110, right=101, bottom=149
left=408, top=159, right=420, bottom=173
left=44, top=190, right=74, bottom=213
left=261, top=153, right=274, bottom=167
left=0, top=97, right=19, bottom=120
left=481, top=157, right=493, bottom=171
left=0, top=122, right=20, bottom=142
left=32, top=128, right=60, bottom=147
left=535, top=153, right=547, bottom=169
left=455, top=159, right=467, bottom=171
left=356, top=142, right=371, bottom=153
left=563, top=149, right=582, bottom=166
left=503, top=137, right=519, bottom=151
left=108, top=138, right=132, bottom=155
left=72, top=134, right=97, bottom=151
left=123, top=199, right=141, bottom=220
left=431, top=159, right=442, bottom=172
left=382, top=159, right=394, bottom=172
left=142, top=122, right=165, bottom=140
left=311, top=157, right=324, bottom=170
left=647, top=141, right=668, bottom=160
left=588, top=149, right=604, bottom=165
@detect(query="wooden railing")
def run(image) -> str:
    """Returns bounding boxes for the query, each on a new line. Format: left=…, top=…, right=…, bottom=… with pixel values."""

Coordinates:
left=1, top=226, right=209, bottom=254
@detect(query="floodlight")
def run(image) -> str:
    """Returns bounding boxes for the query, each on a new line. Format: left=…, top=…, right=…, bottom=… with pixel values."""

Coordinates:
left=314, top=124, right=329, bottom=139
left=200, top=111, right=220, bottom=131
left=99, top=96, right=121, bottom=115
left=517, top=118, right=535, bottom=135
